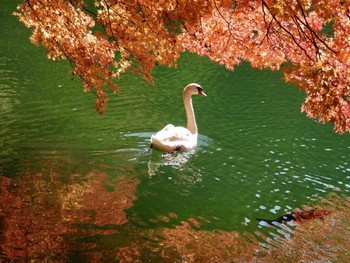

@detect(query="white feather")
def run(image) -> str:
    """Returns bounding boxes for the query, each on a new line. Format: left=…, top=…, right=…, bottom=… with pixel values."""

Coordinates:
left=150, top=83, right=206, bottom=152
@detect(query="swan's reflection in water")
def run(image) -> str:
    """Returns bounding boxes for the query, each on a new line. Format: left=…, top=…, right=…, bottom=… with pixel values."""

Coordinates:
left=147, top=149, right=196, bottom=176
left=123, top=132, right=212, bottom=189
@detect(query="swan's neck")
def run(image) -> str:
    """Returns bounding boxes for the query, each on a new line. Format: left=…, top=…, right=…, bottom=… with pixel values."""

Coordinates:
left=183, top=91, right=197, bottom=135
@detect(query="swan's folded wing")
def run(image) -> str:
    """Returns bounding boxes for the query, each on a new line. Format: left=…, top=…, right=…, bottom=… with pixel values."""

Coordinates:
left=152, top=125, right=192, bottom=141
left=172, top=126, right=193, bottom=141
left=151, top=125, right=197, bottom=152
left=151, top=124, right=176, bottom=141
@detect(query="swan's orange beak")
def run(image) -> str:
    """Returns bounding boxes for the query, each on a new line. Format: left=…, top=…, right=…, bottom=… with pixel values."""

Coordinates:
left=199, top=90, right=207, bottom=97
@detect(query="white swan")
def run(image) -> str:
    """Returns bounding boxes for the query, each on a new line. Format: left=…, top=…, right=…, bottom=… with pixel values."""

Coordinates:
left=150, top=83, right=207, bottom=152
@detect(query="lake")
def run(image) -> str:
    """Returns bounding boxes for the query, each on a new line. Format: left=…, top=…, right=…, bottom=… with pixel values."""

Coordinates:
left=1, top=1, right=349, bottom=261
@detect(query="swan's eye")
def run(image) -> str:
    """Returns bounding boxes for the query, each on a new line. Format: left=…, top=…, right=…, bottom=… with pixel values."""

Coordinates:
left=196, top=86, right=207, bottom=96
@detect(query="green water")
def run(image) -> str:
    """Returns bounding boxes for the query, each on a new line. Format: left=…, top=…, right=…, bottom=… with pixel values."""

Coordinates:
left=1, top=1, right=350, bottom=261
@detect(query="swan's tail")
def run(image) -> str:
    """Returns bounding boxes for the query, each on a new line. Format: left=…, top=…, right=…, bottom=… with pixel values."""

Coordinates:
left=150, top=135, right=175, bottom=152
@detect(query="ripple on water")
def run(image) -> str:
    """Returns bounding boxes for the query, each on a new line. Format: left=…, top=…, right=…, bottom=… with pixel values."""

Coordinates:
left=0, top=56, right=23, bottom=167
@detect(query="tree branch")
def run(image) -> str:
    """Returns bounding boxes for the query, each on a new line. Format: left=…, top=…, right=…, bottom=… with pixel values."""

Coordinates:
left=261, top=0, right=314, bottom=61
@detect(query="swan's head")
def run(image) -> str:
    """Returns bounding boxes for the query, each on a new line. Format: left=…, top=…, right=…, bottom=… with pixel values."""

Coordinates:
left=184, top=83, right=207, bottom=97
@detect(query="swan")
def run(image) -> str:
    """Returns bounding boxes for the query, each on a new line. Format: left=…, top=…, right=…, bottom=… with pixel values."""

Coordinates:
left=150, top=83, right=207, bottom=152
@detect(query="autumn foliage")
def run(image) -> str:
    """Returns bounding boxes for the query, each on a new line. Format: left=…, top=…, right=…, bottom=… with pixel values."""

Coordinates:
left=14, top=0, right=350, bottom=132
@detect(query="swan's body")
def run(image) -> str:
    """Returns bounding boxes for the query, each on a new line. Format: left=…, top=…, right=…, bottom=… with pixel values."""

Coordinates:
left=150, top=124, right=197, bottom=152
left=150, top=83, right=206, bottom=152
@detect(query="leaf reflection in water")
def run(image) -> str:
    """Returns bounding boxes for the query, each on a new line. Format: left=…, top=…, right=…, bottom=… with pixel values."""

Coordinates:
left=0, top=157, right=139, bottom=261
left=116, top=194, right=349, bottom=262
left=1, top=156, right=349, bottom=262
